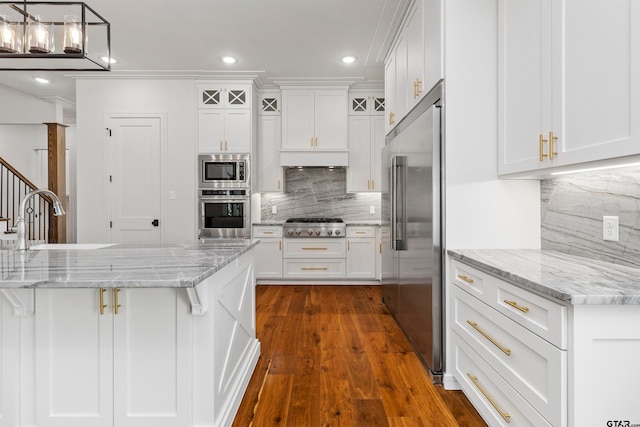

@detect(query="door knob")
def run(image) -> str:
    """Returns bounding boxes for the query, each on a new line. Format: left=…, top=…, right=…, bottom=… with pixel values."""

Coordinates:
left=152, top=219, right=159, bottom=227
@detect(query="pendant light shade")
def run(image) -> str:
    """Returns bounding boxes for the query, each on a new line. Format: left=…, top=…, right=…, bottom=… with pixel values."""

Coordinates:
left=0, top=1, right=110, bottom=71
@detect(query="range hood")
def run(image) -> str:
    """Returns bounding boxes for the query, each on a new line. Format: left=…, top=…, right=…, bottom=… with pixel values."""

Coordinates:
left=280, top=149, right=349, bottom=167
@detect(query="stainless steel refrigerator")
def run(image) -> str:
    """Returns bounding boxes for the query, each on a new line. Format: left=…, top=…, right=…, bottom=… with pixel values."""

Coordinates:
left=381, top=81, right=444, bottom=383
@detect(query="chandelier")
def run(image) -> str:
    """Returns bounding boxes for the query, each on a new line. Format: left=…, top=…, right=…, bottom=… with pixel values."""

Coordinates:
left=0, top=1, right=110, bottom=71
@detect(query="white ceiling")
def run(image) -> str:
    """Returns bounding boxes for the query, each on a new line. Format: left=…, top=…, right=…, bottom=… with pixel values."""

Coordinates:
left=0, top=0, right=409, bottom=108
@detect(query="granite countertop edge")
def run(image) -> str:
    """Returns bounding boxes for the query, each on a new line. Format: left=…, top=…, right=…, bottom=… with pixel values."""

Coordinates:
left=448, top=249, right=640, bottom=305
left=0, top=240, right=260, bottom=289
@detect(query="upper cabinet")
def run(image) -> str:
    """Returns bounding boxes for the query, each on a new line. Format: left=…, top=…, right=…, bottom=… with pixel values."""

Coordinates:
left=385, top=0, right=443, bottom=135
left=280, top=88, right=349, bottom=166
left=257, top=90, right=283, bottom=193
left=347, top=91, right=386, bottom=193
left=197, top=82, right=253, bottom=154
left=498, top=0, right=640, bottom=176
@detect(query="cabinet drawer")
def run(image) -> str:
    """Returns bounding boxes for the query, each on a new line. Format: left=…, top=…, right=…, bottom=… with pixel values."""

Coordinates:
left=283, top=259, right=346, bottom=278
left=493, top=279, right=567, bottom=349
left=451, top=259, right=490, bottom=300
left=451, top=260, right=567, bottom=349
left=253, top=226, right=283, bottom=238
left=283, top=239, right=346, bottom=258
left=451, top=333, right=552, bottom=427
left=346, top=226, right=376, bottom=237
left=452, top=286, right=566, bottom=427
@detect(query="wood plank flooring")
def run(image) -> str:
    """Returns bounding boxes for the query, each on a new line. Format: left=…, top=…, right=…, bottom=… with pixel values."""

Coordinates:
left=233, top=285, right=487, bottom=427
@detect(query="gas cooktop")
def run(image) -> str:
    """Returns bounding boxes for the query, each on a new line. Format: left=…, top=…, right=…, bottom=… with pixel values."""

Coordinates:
left=283, top=217, right=346, bottom=237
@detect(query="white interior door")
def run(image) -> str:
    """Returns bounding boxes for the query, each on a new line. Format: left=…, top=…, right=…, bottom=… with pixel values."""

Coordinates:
left=106, top=116, right=162, bottom=244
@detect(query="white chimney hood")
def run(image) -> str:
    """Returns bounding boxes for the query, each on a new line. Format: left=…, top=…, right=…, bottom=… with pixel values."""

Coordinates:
left=280, top=149, right=349, bottom=167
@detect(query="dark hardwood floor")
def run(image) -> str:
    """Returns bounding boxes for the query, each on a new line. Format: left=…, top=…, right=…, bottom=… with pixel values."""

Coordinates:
left=232, top=285, right=487, bottom=427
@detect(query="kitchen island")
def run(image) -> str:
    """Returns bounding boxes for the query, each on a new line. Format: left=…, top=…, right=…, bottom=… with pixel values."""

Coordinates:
left=0, top=240, right=260, bottom=427
left=448, top=249, right=640, bottom=427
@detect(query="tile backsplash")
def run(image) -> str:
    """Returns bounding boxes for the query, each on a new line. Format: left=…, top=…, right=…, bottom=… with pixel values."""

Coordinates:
left=260, top=167, right=381, bottom=221
left=541, top=167, right=640, bottom=268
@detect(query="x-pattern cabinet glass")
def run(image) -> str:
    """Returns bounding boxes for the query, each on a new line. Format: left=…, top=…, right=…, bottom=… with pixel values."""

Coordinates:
left=347, top=91, right=386, bottom=193
left=33, top=288, right=191, bottom=427
left=198, top=83, right=253, bottom=154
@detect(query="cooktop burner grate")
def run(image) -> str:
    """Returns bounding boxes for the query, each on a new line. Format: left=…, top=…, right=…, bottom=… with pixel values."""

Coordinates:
left=285, top=217, right=344, bottom=223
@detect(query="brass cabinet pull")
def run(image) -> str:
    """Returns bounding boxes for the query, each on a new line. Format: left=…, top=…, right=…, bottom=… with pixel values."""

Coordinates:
left=549, top=131, right=558, bottom=159
left=263, top=231, right=273, bottom=234
left=113, top=288, right=121, bottom=315
left=379, top=242, right=382, bottom=253
left=355, top=231, right=366, bottom=234
left=315, top=136, right=318, bottom=147
left=220, top=141, right=223, bottom=151
left=99, top=288, right=107, bottom=315
left=504, top=299, right=529, bottom=313
left=302, top=267, right=328, bottom=271
left=416, top=79, right=422, bottom=97
left=302, top=247, right=327, bottom=250
left=225, top=140, right=228, bottom=151
left=348, top=240, right=350, bottom=250
left=371, top=179, right=374, bottom=189
left=467, top=373, right=511, bottom=423
left=466, top=320, right=511, bottom=356
left=310, top=137, right=314, bottom=147
left=277, top=179, right=281, bottom=189
left=389, top=112, right=395, bottom=125
left=279, top=240, right=282, bottom=251
left=457, top=274, right=474, bottom=284
left=367, top=179, right=371, bottom=190
left=539, top=134, right=548, bottom=161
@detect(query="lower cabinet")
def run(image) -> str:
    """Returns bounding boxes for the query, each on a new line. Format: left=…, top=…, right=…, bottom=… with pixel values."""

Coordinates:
left=346, top=226, right=377, bottom=279
left=1, top=249, right=259, bottom=427
left=450, top=258, right=640, bottom=427
left=34, top=287, right=191, bottom=427
left=253, top=226, right=283, bottom=279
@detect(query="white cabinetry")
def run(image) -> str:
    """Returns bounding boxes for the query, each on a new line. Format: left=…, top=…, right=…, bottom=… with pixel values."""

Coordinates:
left=283, top=239, right=346, bottom=279
left=197, top=83, right=253, bottom=154
left=498, top=0, right=640, bottom=176
left=280, top=89, right=348, bottom=166
left=253, top=226, right=283, bottom=278
left=34, top=288, right=190, bottom=427
left=347, top=92, right=385, bottom=193
left=0, top=294, right=19, bottom=427
left=257, top=91, right=283, bottom=192
left=450, top=260, right=567, bottom=426
left=346, top=226, right=377, bottom=279
left=385, top=0, right=443, bottom=135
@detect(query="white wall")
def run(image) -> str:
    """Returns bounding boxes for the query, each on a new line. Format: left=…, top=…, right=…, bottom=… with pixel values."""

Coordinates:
left=442, top=0, right=541, bottom=389
left=75, top=78, right=196, bottom=242
left=0, top=84, right=59, bottom=124
left=0, top=124, right=47, bottom=182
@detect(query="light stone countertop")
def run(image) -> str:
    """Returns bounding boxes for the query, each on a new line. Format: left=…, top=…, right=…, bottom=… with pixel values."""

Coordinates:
left=448, top=249, right=640, bottom=305
left=0, top=240, right=259, bottom=289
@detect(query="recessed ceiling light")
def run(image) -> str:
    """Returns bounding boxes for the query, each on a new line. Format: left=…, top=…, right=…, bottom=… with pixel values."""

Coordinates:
left=341, top=56, right=356, bottom=64
left=101, top=56, right=117, bottom=64
left=221, top=56, right=237, bottom=64
left=33, top=77, right=50, bottom=84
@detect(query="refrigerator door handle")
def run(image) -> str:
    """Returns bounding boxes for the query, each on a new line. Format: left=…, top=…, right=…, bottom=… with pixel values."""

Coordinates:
left=394, top=156, right=408, bottom=251
left=391, top=158, right=397, bottom=249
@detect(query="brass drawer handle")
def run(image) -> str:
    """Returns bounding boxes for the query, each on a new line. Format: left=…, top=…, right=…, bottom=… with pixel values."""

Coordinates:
left=467, top=320, right=511, bottom=356
left=263, top=231, right=273, bottom=234
left=457, top=274, right=474, bottom=284
left=99, top=288, right=107, bottom=315
left=467, top=373, right=511, bottom=423
left=279, top=240, right=282, bottom=251
left=549, top=131, right=558, bottom=160
left=355, top=231, right=367, bottom=234
left=539, top=134, right=548, bottom=161
left=302, top=247, right=327, bottom=250
left=504, top=299, right=529, bottom=313
left=302, top=267, right=328, bottom=271
left=113, top=288, right=121, bottom=315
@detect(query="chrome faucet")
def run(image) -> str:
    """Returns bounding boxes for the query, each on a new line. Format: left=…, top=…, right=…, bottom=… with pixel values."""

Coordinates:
left=15, top=189, right=66, bottom=251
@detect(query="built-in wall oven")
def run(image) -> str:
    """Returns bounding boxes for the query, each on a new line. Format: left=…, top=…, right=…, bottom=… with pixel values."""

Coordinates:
left=198, top=154, right=249, bottom=189
left=198, top=189, right=250, bottom=239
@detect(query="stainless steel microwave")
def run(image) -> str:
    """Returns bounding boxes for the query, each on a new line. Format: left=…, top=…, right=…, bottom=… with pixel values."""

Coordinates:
left=198, top=154, right=250, bottom=188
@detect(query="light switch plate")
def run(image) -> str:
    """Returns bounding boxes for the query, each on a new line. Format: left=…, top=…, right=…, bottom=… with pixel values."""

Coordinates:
left=603, top=216, right=619, bottom=241
left=272, top=205, right=277, bottom=214
left=369, top=206, right=375, bottom=214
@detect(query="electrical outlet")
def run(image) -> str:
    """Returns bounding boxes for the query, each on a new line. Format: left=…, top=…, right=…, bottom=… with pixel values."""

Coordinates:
left=603, top=216, right=619, bottom=241
left=169, top=191, right=176, bottom=200
left=272, top=205, right=277, bottom=214
left=369, top=205, right=375, bottom=214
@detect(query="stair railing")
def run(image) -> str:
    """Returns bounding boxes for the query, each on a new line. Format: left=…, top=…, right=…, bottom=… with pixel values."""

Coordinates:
left=0, top=156, right=52, bottom=243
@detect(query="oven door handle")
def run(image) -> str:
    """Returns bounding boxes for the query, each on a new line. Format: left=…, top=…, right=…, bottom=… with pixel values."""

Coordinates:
left=199, top=197, right=249, bottom=203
